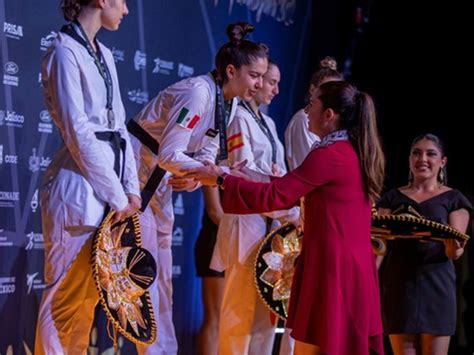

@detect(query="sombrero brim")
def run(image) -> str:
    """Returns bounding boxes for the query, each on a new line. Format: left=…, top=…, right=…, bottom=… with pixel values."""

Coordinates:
left=92, top=211, right=157, bottom=345
left=372, top=214, right=469, bottom=242
left=254, top=222, right=302, bottom=320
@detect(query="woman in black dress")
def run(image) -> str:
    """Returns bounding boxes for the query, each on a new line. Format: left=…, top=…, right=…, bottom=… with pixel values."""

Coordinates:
left=377, top=133, right=472, bottom=354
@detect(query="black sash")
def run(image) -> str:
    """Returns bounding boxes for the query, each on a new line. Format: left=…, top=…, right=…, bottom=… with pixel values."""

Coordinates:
left=95, top=131, right=126, bottom=180
left=127, top=120, right=167, bottom=212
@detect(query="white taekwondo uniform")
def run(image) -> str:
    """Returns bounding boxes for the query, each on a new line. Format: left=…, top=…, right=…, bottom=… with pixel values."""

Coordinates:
left=129, top=74, right=237, bottom=355
left=284, top=108, right=320, bottom=170
left=36, top=31, right=140, bottom=355
left=212, top=102, right=299, bottom=355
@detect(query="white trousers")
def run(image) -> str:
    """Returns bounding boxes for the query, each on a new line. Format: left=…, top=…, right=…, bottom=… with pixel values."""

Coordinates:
left=218, top=248, right=276, bottom=355
left=35, top=221, right=99, bottom=355
left=136, top=205, right=177, bottom=355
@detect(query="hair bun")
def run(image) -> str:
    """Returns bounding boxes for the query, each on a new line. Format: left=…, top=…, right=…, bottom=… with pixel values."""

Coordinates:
left=226, top=22, right=255, bottom=43
left=320, top=56, right=338, bottom=71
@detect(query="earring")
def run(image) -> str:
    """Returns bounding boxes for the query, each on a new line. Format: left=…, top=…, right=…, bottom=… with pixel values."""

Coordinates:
left=438, top=168, right=445, bottom=185
left=408, top=170, right=413, bottom=184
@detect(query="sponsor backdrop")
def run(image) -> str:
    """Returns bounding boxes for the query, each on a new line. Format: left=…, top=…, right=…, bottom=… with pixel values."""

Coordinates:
left=0, top=0, right=311, bottom=353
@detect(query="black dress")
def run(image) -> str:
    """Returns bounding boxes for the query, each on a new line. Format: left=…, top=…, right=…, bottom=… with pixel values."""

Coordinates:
left=378, top=189, right=472, bottom=335
left=194, top=212, right=224, bottom=278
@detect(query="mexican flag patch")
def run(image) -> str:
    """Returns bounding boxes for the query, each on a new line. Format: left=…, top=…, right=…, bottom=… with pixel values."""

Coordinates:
left=227, top=132, right=244, bottom=153
left=176, top=107, right=200, bottom=129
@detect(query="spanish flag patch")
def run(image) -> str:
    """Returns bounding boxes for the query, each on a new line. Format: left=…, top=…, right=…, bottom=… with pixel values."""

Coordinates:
left=227, top=132, right=244, bottom=152
left=176, top=107, right=200, bottom=129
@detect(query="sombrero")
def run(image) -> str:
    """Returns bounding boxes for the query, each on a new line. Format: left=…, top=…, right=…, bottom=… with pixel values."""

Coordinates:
left=372, top=204, right=470, bottom=243
left=254, top=222, right=302, bottom=320
left=92, top=210, right=157, bottom=345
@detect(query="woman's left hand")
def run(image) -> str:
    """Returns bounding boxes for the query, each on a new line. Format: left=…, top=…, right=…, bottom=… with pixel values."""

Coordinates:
left=444, top=239, right=466, bottom=260
left=181, top=163, right=223, bottom=186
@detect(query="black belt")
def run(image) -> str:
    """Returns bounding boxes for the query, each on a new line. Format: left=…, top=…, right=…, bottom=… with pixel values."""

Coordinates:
left=127, top=119, right=167, bottom=212
left=95, top=131, right=126, bottom=180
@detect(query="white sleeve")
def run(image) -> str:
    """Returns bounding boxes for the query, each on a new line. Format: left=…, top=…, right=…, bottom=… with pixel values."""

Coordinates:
left=157, top=86, right=211, bottom=175
left=285, top=111, right=318, bottom=171
left=43, top=44, right=128, bottom=210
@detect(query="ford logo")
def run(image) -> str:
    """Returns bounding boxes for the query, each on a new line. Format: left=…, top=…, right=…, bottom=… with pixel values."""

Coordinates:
left=39, top=110, right=52, bottom=123
left=4, top=61, right=19, bottom=75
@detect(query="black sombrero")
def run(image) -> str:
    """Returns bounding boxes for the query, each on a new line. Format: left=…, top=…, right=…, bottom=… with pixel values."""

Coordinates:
left=254, top=222, right=302, bottom=320
left=92, top=211, right=157, bottom=345
left=372, top=204, right=469, bottom=243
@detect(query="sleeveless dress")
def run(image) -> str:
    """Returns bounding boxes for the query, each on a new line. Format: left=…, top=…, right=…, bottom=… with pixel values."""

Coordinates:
left=378, top=189, right=472, bottom=334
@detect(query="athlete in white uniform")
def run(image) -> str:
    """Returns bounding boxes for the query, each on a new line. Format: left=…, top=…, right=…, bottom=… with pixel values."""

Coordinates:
left=285, top=56, right=343, bottom=170
left=212, top=61, right=299, bottom=355
left=35, top=1, right=139, bottom=354
left=129, top=23, right=270, bottom=355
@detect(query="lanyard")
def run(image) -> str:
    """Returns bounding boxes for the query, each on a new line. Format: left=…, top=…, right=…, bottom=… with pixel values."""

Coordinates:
left=239, top=101, right=277, bottom=164
left=211, top=71, right=232, bottom=163
left=60, top=21, right=115, bottom=129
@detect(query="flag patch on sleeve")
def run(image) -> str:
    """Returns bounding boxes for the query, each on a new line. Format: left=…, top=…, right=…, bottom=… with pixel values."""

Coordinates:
left=176, top=107, right=200, bottom=129
left=227, top=132, right=244, bottom=152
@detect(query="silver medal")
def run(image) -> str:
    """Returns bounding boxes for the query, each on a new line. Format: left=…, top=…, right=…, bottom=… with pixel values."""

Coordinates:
left=107, top=109, right=115, bottom=130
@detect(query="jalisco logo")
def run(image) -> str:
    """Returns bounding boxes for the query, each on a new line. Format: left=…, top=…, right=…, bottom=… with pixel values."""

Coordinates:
left=0, top=276, right=16, bottom=294
left=178, top=63, right=194, bottom=78
left=29, top=148, right=52, bottom=173
left=25, top=231, right=44, bottom=251
left=40, top=31, right=57, bottom=51
left=127, top=89, right=149, bottom=105
left=3, top=61, right=20, bottom=86
left=3, top=22, right=23, bottom=39
left=172, top=265, right=182, bottom=278
left=0, top=110, right=25, bottom=127
left=153, top=57, right=174, bottom=75
left=134, top=50, right=147, bottom=71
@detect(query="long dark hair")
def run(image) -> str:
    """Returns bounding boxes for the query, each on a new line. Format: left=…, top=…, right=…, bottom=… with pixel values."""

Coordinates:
left=318, top=80, right=385, bottom=201
left=60, top=0, right=92, bottom=21
left=215, top=22, right=268, bottom=83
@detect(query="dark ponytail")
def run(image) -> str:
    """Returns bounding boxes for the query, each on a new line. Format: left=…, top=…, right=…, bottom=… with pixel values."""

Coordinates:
left=318, top=81, right=385, bottom=202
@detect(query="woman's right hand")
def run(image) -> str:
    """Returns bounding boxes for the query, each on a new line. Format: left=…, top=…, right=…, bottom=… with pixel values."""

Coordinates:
left=111, top=202, right=139, bottom=224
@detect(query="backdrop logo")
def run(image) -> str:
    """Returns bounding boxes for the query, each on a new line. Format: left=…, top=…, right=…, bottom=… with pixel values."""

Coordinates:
left=112, top=47, right=125, bottom=62
left=178, top=63, right=194, bottom=78
left=38, top=110, right=53, bottom=133
left=29, top=148, right=52, bottom=173
left=172, top=265, right=182, bottom=278
left=127, top=89, right=149, bottom=105
left=0, top=146, right=18, bottom=165
left=173, top=194, right=185, bottom=215
left=31, top=189, right=39, bottom=213
left=26, top=272, right=45, bottom=294
left=0, top=110, right=25, bottom=128
left=0, top=191, right=20, bottom=208
left=3, top=22, right=23, bottom=39
left=0, top=229, right=13, bottom=247
left=3, top=61, right=19, bottom=86
left=172, top=227, right=184, bottom=246
left=0, top=276, right=16, bottom=294
left=25, top=231, right=44, bottom=250
left=134, top=50, right=147, bottom=71
left=153, top=57, right=174, bottom=75
left=40, top=31, right=57, bottom=51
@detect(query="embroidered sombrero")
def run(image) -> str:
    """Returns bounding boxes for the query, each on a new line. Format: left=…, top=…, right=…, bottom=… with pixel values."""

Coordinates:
left=254, top=223, right=302, bottom=320
left=372, top=204, right=470, bottom=243
left=92, top=210, right=157, bottom=345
